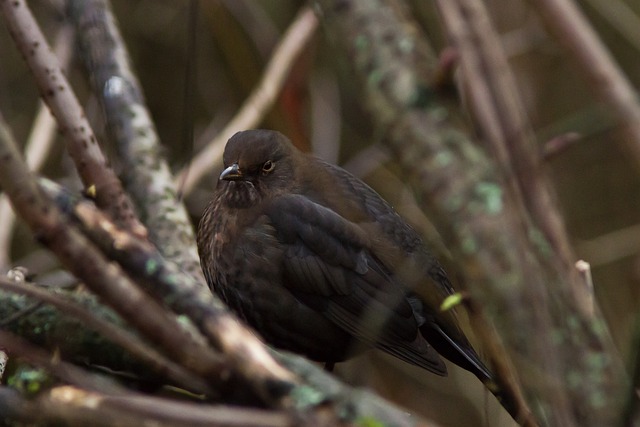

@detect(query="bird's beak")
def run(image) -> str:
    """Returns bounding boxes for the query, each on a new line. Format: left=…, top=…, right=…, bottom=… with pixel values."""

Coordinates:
left=219, top=163, right=243, bottom=181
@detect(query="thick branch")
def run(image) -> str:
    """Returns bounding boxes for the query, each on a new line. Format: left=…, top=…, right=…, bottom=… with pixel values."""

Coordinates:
left=0, top=386, right=297, bottom=427
left=315, top=0, right=627, bottom=425
left=67, top=0, right=204, bottom=284
left=0, top=277, right=213, bottom=395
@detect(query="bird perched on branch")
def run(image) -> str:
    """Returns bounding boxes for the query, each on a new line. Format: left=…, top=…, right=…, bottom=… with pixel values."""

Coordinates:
left=197, top=129, right=492, bottom=383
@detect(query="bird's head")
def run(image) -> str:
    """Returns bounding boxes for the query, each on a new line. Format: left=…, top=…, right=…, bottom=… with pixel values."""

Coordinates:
left=217, top=130, right=298, bottom=208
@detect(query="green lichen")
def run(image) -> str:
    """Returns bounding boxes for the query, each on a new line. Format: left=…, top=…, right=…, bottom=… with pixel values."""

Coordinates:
left=475, top=182, right=503, bottom=214
left=355, top=35, right=369, bottom=50
left=368, top=69, right=384, bottom=87
left=357, top=416, right=387, bottom=427
left=145, top=257, right=159, bottom=275
left=461, top=236, right=478, bottom=254
left=290, top=384, right=326, bottom=409
left=551, top=329, right=565, bottom=345
left=433, top=150, right=453, bottom=167
left=586, top=352, right=608, bottom=371
left=528, top=228, right=552, bottom=258
left=7, top=367, right=51, bottom=396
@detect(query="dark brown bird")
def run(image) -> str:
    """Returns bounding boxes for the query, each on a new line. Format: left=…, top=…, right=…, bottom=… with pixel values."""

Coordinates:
left=197, top=129, right=492, bottom=382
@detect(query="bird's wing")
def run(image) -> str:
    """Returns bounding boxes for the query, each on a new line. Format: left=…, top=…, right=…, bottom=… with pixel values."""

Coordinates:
left=265, top=194, right=446, bottom=374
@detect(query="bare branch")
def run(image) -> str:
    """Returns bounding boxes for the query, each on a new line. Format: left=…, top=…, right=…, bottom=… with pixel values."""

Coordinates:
left=436, top=0, right=590, bottom=316
left=0, top=386, right=298, bottom=427
left=0, top=24, right=73, bottom=269
left=37, top=177, right=298, bottom=405
left=0, top=0, right=145, bottom=235
left=0, top=330, right=126, bottom=394
left=0, top=112, right=224, bottom=387
left=67, top=0, right=204, bottom=283
left=529, top=0, right=640, bottom=168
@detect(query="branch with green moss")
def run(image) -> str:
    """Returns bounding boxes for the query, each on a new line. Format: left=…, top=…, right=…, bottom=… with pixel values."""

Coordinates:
left=315, top=0, right=628, bottom=425
left=66, top=0, right=204, bottom=284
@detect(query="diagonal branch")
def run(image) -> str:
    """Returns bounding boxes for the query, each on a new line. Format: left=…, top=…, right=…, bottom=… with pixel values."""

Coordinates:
left=0, top=0, right=145, bottom=236
left=528, top=0, right=640, bottom=168
left=0, top=111, right=224, bottom=388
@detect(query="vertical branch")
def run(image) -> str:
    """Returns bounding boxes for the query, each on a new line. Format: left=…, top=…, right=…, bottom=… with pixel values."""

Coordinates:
left=67, top=0, right=204, bottom=283
left=435, top=0, right=591, bottom=315
left=315, top=0, right=627, bottom=425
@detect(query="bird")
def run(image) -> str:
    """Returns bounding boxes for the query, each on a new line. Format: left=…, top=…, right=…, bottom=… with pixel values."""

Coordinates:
left=197, top=129, right=493, bottom=384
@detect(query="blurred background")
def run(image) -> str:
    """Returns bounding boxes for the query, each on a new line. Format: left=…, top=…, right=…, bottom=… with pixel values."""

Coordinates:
left=1, top=1, right=639, bottom=425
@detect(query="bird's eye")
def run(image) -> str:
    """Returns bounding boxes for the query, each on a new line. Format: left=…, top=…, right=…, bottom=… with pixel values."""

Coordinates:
left=262, top=160, right=275, bottom=174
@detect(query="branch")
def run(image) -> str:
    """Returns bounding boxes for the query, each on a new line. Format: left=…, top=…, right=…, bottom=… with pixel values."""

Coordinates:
left=0, top=24, right=73, bottom=269
left=66, top=0, right=204, bottom=284
left=528, top=0, right=640, bottom=168
left=0, top=276, right=213, bottom=395
left=0, top=0, right=145, bottom=236
left=0, top=281, right=441, bottom=427
left=0, top=330, right=126, bottom=394
left=0, top=112, right=225, bottom=389
left=315, top=0, right=627, bottom=425
left=39, top=178, right=298, bottom=405
left=435, top=0, right=589, bottom=316
left=0, top=386, right=297, bottom=427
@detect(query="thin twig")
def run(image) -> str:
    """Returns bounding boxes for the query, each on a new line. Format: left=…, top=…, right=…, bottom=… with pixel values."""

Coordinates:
left=528, top=0, right=640, bottom=169
left=0, top=0, right=145, bottom=236
left=177, top=6, right=318, bottom=195
left=0, top=351, right=6, bottom=382
left=542, top=132, right=581, bottom=160
left=574, top=260, right=594, bottom=317
left=582, top=0, right=640, bottom=54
